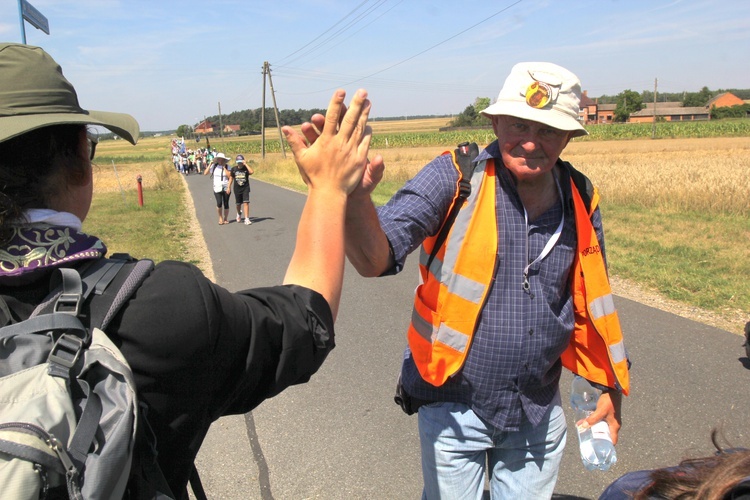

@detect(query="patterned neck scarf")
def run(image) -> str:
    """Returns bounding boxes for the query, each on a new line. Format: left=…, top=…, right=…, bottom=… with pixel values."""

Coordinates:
left=0, top=224, right=107, bottom=278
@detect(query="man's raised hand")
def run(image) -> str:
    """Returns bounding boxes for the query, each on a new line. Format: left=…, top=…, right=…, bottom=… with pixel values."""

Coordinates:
left=283, top=89, right=372, bottom=195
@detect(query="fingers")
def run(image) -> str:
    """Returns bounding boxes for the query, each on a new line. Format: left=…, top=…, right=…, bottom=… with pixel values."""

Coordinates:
left=282, top=125, right=308, bottom=158
left=354, top=120, right=372, bottom=157
left=300, top=122, right=320, bottom=145
left=301, top=113, right=326, bottom=145
left=310, top=113, right=325, bottom=132
left=369, top=154, right=386, bottom=183
left=322, top=89, right=347, bottom=136
left=582, top=391, right=622, bottom=445
left=338, top=89, right=369, bottom=140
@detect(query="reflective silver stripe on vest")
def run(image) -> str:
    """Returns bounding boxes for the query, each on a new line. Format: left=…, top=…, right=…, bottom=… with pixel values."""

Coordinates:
left=418, top=160, right=489, bottom=307
left=589, top=294, right=627, bottom=364
left=589, top=294, right=615, bottom=321
left=609, top=340, right=626, bottom=364
left=441, top=161, right=486, bottom=281
left=436, top=323, right=470, bottom=352
left=411, top=306, right=435, bottom=342
left=447, top=273, right=485, bottom=305
left=420, top=246, right=442, bottom=279
left=410, top=305, right=472, bottom=354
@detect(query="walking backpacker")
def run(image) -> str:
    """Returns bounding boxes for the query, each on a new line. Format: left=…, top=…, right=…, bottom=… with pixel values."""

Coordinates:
left=0, top=256, right=162, bottom=499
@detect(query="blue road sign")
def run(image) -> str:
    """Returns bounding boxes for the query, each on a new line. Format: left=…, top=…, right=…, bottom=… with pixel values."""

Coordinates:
left=19, top=0, right=49, bottom=43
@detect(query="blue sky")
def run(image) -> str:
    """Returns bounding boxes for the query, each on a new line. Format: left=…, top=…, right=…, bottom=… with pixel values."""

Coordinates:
left=2, top=0, right=748, bottom=131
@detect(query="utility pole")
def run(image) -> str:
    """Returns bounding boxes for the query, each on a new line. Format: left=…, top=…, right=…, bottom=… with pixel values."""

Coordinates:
left=261, top=62, right=266, bottom=159
left=203, top=115, right=209, bottom=149
left=260, top=61, right=286, bottom=159
left=218, top=101, right=224, bottom=142
left=265, top=63, right=287, bottom=159
left=652, top=78, right=658, bottom=139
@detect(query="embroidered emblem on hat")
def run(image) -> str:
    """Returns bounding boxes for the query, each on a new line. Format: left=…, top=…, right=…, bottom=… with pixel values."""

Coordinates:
left=525, top=81, right=552, bottom=109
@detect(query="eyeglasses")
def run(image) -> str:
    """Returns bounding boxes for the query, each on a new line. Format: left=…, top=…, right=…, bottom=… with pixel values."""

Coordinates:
left=86, top=132, right=98, bottom=161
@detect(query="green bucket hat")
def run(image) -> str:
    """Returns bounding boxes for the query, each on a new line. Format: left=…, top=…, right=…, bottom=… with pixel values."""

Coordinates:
left=0, top=43, right=140, bottom=145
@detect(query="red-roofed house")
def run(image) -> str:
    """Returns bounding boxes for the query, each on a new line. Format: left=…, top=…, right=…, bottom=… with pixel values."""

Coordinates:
left=195, top=120, right=216, bottom=134
left=707, top=92, right=745, bottom=109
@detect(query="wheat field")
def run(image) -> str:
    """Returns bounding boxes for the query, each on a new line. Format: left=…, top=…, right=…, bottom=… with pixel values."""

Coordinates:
left=95, top=134, right=750, bottom=218
left=563, top=137, right=750, bottom=216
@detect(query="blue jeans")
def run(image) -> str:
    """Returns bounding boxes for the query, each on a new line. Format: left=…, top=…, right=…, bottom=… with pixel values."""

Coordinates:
left=417, top=393, right=567, bottom=500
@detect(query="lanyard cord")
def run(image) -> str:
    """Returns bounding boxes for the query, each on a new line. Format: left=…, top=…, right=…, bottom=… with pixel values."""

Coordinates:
left=522, top=174, right=564, bottom=295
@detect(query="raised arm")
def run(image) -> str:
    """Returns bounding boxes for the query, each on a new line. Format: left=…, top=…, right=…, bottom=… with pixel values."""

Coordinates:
left=281, top=89, right=372, bottom=319
left=301, top=112, right=392, bottom=278
left=344, top=165, right=393, bottom=277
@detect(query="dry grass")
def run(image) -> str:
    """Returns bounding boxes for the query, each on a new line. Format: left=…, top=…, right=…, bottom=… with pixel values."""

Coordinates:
left=563, top=137, right=750, bottom=215
left=369, top=117, right=453, bottom=133
left=92, top=136, right=171, bottom=193
left=101, top=134, right=749, bottom=221
left=253, top=136, right=750, bottom=213
left=92, top=160, right=161, bottom=193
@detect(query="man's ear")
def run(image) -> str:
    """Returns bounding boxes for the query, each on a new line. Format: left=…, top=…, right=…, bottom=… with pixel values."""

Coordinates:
left=562, top=132, right=573, bottom=149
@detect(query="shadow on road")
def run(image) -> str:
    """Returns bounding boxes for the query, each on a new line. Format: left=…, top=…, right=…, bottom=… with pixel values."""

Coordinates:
left=480, top=491, right=590, bottom=499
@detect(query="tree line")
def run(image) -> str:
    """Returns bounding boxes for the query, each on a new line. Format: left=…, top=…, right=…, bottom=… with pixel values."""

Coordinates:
left=164, top=86, right=750, bottom=139
left=175, top=107, right=328, bottom=139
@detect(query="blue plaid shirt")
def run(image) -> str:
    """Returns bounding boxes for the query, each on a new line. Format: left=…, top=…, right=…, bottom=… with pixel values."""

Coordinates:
left=378, top=140, right=605, bottom=431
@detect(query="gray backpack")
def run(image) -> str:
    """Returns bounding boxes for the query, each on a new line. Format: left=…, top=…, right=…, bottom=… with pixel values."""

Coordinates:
left=0, top=257, right=156, bottom=499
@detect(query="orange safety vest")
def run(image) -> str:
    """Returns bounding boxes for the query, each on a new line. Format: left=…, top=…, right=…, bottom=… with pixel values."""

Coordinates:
left=407, top=153, right=630, bottom=395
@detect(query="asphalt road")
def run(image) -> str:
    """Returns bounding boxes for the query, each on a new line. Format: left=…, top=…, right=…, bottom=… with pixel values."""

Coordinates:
left=183, top=172, right=750, bottom=499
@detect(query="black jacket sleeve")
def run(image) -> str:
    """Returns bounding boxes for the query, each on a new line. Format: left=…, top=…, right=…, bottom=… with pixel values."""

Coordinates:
left=107, top=259, right=335, bottom=497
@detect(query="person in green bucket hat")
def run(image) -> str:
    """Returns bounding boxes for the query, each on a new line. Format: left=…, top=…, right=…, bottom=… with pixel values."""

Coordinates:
left=0, top=42, right=374, bottom=498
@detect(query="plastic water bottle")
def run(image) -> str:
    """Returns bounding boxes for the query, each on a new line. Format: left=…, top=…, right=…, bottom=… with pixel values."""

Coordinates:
left=570, top=375, right=617, bottom=471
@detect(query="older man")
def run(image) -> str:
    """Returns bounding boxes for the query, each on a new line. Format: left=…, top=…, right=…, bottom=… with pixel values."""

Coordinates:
left=342, top=62, right=630, bottom=499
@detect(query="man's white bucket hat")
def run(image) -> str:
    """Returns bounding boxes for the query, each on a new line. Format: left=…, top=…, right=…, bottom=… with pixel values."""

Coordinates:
left=481, top=62, right=588, bottom=138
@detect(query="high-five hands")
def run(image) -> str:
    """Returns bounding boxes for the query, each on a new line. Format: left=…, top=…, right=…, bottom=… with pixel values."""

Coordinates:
left=281, top=89, right=378, bottom=319
left=295, top=93, right=385, bottom=198
left=283, top=89, right=373, bottom=195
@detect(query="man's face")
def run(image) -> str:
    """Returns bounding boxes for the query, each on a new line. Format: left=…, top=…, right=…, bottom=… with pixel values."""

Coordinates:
left=492, top=115, right=571, bottom=182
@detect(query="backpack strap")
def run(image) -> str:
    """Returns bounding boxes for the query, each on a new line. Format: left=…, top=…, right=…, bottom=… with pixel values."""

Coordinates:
left=32, top=256, right=154, bottom=329
left=95, top=258, right=154, bottom=330
left=425, top=142, right=480, bottom=270
left=46, top=259, right=155, bottom=479
left=0, top=297, right=11, bottom=327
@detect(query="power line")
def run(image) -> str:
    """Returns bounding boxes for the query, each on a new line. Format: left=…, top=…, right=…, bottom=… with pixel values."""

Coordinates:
left=279, top=0, right=390, bottom=68
left=278, top=0, right=402, bottom=68
left=274, top=0, right=372, bottom=66
left=276, top=0, right=524, bottom=96
left=273, top=66, right=495, bottom=95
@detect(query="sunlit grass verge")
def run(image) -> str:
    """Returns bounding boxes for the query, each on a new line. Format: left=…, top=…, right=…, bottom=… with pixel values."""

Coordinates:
left=603, top=203, right=749, bottom=316
left=84, top=165, right=197, bottom=264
